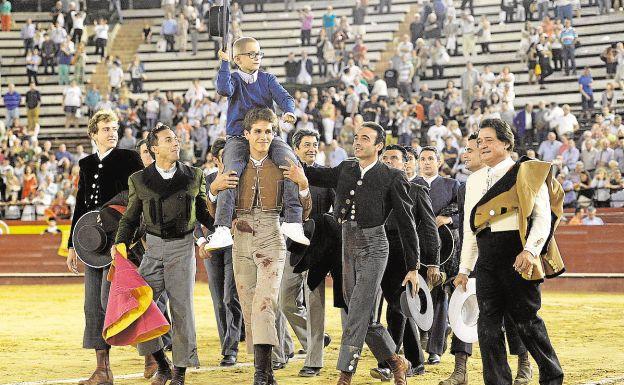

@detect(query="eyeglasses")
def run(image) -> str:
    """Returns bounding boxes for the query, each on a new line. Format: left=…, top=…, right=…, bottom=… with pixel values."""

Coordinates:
left=236, top=51, right=264, bottom=59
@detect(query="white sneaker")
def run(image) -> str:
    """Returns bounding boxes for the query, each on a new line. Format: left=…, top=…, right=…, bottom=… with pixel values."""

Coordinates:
left=280, top=222, right=310, bottom=245
left=205, top=226, right=233, bottom=251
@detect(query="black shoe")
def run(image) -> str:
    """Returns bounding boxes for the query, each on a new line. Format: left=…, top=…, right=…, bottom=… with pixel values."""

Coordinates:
left=370, top=367, right=393, bottom=381
left=427, top=354, right=441, bottom=365
left=287, top=352, right=294, bottom=359
left=298, top=366, right=321, bottom=377
left=296, top=349, right=306, bottom=355
left=220, top=355, right=237, bottom=367
left=407, top=364, right=425, bottom=376
left=323, top=333, right=332, bottom=348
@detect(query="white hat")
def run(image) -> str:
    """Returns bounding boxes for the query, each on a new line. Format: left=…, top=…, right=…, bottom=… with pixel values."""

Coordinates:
left=449, top=278, right=479, bottom=343
left=400, top=274, right=433, bottom=331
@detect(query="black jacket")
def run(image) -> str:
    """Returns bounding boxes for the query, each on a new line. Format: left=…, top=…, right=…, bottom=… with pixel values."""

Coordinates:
left=69, top=149, right=142, bottom=248
left=304, top=159, right=420, bottom=270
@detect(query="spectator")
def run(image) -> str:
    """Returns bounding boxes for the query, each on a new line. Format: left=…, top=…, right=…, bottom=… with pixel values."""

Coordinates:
left=591, top=168, right=611, bottom=207
left=322, top=6, right=336, bottom=42
left=353, top=0, right=367, bottom=37
left=94, top=18, right=109, bottom=58
left=25, top=48, right=41, bottom=86
left=477, top=15, right=492, bottom=54
left=501, top=0, right=517, bottom=23
left=161, top=13, right=177, bottom=52
left=184, top=79, right=209, bottom=106
left=596, top=138, right=615, bottom=169
left=460, top=61, right=479, bottom=111
left=424, top=13, right=441, bottom=43
left=538, top=131, right=563, bottom=161
left=71, top=10, right=85, bottom=43
left=84, top=83, right=101, bottom=117
left=57, top=42, right=72, bottom=85
left=560, top=18, right=577, bottom=75
left=296, top=51, right=313, bottom=85
left=582, top=206, right=604, bottom=225
left=397, top=55, right=415, bottom=100
left=316, top=29, right=331, bottom=78
left=62, top=80, right=82, bottom=130
left=20, top=18, right=36, bottom=56
left=553, top=104, right=579, bottom=138
left=379, top=0, right=392, bottom=13
left=108, top=60, right=124, bottom=96
left=118, top=127, right=137, bottom=150
left=352, top=35, right=368, bottom=66
left=72, top=42, right=86, bottom=84
left=513, top=103, right=536, bottom=149
left=410, top=14, right=425, bottom=45
left=128, top=56, right=146, bottom=93
left=299, top=5, right=313, bottom=46
left=3, top=84, right=21, bottom=130
left=50, top=1, right=62, bottom=24
left=41, top=34, right=56, bottom=75
left=578, top=67, right=594, bottom=120
left=284, top=52, right=299, bottom=83
left=562, top=138, right=580, bottom=170
left=396, top=34, right=414, bottom=59
left=25, top=83, right=41, bottom=133
left=0, top=0, right=11, bottom=32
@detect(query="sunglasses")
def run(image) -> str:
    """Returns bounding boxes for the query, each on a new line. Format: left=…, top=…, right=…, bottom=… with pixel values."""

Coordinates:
left=236, top=51, right=264, bottom=60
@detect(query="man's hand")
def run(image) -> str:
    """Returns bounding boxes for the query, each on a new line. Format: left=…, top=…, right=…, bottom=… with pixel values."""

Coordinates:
left=435, top=215, right=452, bottom=228
left=110, top=244, right=122, bottom=259
left=402, top=270, right=420, bottom=297
left=66, top=248, right=79, bottom=275
left=210, top=170, right=239, bottom=195
left=280, top=158, right=308, bottom=190
left=198, top=241, right=212, bottom=259
left=513, top=250, right=536, bottom=276
left=218, top=50, right=229, bottom=62
left=426, top=266, right=442, bottom=287
left=453, top=273, right=469, bottom=291
left=283, top=113, right=296, bottom=124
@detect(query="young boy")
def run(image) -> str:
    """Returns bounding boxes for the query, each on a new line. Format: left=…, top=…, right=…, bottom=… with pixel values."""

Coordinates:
left=206, top=36, right=309, bottom=250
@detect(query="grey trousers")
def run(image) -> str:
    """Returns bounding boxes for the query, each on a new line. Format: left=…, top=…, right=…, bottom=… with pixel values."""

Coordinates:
left=138, top=233, right=200, bottom=368
left=338, top=222, right=396, bottom=373
left=83, top=265, right=111, bottom=350
left=203, top=246, right=242, bottom=357
left=276, top=260, right=326, bottom=368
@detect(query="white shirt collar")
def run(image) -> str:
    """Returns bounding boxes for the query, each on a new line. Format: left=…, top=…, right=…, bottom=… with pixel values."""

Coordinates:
left=424, top=174, right=438, bottom=186
left=488, top=156, right=515, bottom=176
left=155, top=163, right=177, bottom=180
left=359, top=160, right=377, bottom=178
left=97, top=148, right=114, bottom=161
left=236, top=69, right=258, bottom=84
left=250, top=155, right=268, bottom=167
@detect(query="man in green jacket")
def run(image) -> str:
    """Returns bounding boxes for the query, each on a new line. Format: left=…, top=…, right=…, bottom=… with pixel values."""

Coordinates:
left=114, top=124, right=213, bottom=385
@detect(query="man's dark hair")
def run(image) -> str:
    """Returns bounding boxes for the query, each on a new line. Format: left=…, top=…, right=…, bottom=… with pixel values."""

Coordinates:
left=243, top=108, right=278, bottom=133
left=135, top=138, right=148, bottom=151
left=146, top=123, right=171, bottom=158
left=404, top=146, right=419, bottom=160
left=479, top=118, right=515, bottom=152
left=291, top=128, right=320, bottom=149
left=210, top=138, right=226, bottom=160
left=419, top=145, right=440, bottom=160
left=384, top=144, right=408, bottom=162
left=468, top=132, right=479, bottom=141
left=360, top=121, right=386, bottom=146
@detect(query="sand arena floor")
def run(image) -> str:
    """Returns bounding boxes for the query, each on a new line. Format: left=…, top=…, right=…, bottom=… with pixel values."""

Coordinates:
left=1, top=284, right=623, bottom=385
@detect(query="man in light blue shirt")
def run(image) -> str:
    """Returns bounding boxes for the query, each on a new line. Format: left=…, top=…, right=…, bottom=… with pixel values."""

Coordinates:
left=582, top=207, right=604, bottom=225
left=20, top=18, right=36, bottom=56
left=161, top=13, right=178, bottom=52
left=561, top=138, right=580, bottom=170
left=537, top=132, right=563, bottom=162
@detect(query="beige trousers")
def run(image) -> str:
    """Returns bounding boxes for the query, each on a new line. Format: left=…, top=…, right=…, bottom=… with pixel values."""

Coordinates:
left=232, top=208, right=286, bottom=351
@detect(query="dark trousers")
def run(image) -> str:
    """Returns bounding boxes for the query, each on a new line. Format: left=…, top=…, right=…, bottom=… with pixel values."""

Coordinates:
left=95, top=38, right=107, bottom=57
left=425, top=284, right=448, bottom=356
left=131, top=78, right=143, bottom=93
left=301, top=29, right=311, bottom=46
left=551, top=48, right=562, bottom=71
left=43, top=55, right=55, bottom=74
left=83, top=265, right=112, bottom=350
left=475, top=229, right=563, bottom=385
left=432, top=64, right=444, bottom=79
left=73, top=28, right=83, bottom=44
left=481, top=42, right=490, bottom=53
left=24, top=38, right=33, bottom=55
left=164, top=34, right=175, bottom=51
left=203, top=246, right=242, bottom=357
left=27, top=69, right=38, bottom=85
left=460, top=0, right=474, bottom=14
left=318, top=57, right=328, bottom=77
left=450, top=313, right=527, bottom=356
left=376, top=231, right=425, bottom=368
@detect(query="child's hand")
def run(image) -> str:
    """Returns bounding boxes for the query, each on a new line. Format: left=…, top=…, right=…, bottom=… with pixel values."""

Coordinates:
left=283, top=112, right=296, bottom=124
left=218, top=50, right=229, bottom=62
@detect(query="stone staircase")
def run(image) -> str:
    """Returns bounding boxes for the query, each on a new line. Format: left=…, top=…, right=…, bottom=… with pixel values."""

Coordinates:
left=377, top=3, right=419, bottom=75
left=91, top=20, right=147, bottom=94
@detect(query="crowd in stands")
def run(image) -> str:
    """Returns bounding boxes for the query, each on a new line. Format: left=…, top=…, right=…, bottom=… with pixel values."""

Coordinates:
left=2, top=0, right=624, bottom=222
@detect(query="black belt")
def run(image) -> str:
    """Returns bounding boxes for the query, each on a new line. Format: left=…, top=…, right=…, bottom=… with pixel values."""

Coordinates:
left=145, top=228, right=194, bottom=240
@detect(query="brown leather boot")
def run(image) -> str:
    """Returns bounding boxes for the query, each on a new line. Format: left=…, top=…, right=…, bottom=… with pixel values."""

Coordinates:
left=78, top=349, right=113, bottom=385
left=336, top=371, right=353, bottom=385
left=439, top=352, right=468, bottom=385
left=513, top=353, right=533, bottom=385
left=169, top=367, right=185, bottom=385
left=386, top=354, right=410, bottom=385
left=150, top=358, right=172, bottom=385
left=144, top=355, right=158, bottom=379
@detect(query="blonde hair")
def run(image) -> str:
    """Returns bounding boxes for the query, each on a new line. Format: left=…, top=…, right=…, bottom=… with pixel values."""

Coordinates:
left=88, top=110, right=118, bottom=136
left=233, top=37, right=259, bottom=57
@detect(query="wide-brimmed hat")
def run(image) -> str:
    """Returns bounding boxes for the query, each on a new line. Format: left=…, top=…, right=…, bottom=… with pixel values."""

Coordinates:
left=438, top=224, right=456, bottom=267
left=287, top=219, right=315, bottom=267
left=400, top=274, right=434, bottom=331
left=449, top=278, right=479, bottom=343
left=72, top=210, right=113, bottom=268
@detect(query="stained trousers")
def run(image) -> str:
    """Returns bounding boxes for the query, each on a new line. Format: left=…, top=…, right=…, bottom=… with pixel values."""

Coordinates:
left=337, top=222, right=396, bottom=373
left=232, top=209, right=286, bottom=351
left=475, top=229, right=563, bottom=385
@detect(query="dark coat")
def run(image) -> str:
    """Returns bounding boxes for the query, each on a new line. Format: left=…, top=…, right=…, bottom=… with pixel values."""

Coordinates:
left=69, top=149, right=142, bottom=248
left=304, top=159, right=420, bottom=270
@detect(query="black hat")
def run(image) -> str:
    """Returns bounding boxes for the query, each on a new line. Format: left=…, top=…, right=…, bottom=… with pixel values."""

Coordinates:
left=72, top=211, right=113, bottom=268
left=287, top=219, right=315, bottom=267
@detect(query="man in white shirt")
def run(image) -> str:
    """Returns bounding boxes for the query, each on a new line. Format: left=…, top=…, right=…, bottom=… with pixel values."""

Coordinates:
left=108, top=62, right=124, bottom=94
left=456, top=119, right=563, bottom=385
left=63, top=80, right=82, bottom=129
left=427, top=116, right=449, bottom=152
left=552, top=104, right=578, bottom=138
left=582, top=206, right=604, bottom=225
